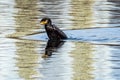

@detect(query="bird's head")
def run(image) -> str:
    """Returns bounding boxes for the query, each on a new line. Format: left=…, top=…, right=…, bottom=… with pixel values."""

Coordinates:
left=40, top=17, right=52, bottom=25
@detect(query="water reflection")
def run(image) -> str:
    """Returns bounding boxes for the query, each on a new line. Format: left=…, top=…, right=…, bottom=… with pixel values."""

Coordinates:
left=0, top=0, right=16, bottom=37
left=43, top=40, right=65, bottom=58
left=39, top=0, right=72, bottom=29
left=71, top=42, right=94, bottom=80
left=40, top=41, right=74, bottom=80
left=92, top=44, right=120, bottom=80
left=0, top=0, right=120, bottom=80
left=15, top=40, right=41, bottom=80
left=107, top=0, right=120, bottom=27
left=10, top=0, right=40, bottom=37
left=11, top=1, right=42, bottom=79
left=0, top=38, right=19, bottom=80
left=93, top=0, right=120, bottom=27
left=70, top=0, right=94, bottom=29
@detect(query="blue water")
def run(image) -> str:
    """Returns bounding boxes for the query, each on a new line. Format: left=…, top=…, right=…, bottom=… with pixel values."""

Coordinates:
left=23, top=27, right=120, bottom=44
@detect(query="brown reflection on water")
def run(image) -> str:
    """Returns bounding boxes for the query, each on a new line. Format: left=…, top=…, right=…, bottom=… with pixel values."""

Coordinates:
left=69, top=4, right=99, bottom=76
left=71, top=42, right=94, bottom=80
left=9, top=0, right=43, bottom=79
left=70, top=0, right=94, bottom=29
left=10, top=0, right=40, bottom=37
left=15, top=40, right=41, bottom=80
left=13, top=1, right=41, bottom=78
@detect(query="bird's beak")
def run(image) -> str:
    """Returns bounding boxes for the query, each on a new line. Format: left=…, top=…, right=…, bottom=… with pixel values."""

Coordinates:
left=42, top=54, right=49, bottom=58
left=40, top=20, right=48, bottom=25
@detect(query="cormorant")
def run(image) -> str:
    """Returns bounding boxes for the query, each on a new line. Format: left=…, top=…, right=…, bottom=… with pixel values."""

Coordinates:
left=40, top=17, right=67, bottom=40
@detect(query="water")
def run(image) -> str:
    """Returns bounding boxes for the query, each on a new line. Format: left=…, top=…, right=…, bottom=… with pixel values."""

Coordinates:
left=0, top=0, right=120, bottom=80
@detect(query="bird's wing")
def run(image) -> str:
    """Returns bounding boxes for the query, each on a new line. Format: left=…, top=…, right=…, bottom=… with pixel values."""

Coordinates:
left=52, top=24, right=67, bottom=39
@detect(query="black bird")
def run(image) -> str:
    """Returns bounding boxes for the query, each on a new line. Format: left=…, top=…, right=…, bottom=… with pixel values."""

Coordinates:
left=40, top=17, right=67, bottom=40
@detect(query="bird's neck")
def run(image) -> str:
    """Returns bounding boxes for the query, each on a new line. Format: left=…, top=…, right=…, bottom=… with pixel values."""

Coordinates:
left=45, top=23, right=52, bottom=27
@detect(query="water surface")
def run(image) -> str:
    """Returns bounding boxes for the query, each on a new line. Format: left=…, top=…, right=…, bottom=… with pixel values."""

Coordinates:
left=0, top=0, right=120, bottom=80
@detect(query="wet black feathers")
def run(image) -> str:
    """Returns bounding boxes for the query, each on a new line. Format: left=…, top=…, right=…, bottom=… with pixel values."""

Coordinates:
left=45, top=24, right=67, bottom=40
left=40, top=17, right=67, bottom=40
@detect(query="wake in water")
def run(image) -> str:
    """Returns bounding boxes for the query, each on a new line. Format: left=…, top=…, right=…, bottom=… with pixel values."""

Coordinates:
left=22, top=27, right=120, bottom=45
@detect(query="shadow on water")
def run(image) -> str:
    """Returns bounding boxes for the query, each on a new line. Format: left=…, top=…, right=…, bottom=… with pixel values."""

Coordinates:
left=42, top=40, right=65, bottom=58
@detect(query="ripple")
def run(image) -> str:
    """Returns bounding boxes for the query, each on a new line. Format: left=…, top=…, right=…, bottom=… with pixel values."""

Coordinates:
left=0, top=0, right=120, bottom=80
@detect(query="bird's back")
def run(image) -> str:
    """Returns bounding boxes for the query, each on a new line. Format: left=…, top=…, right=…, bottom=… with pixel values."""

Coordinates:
left=45, top=24, right=67, bottom=40
left=53, top=24, right=67, bottom=39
